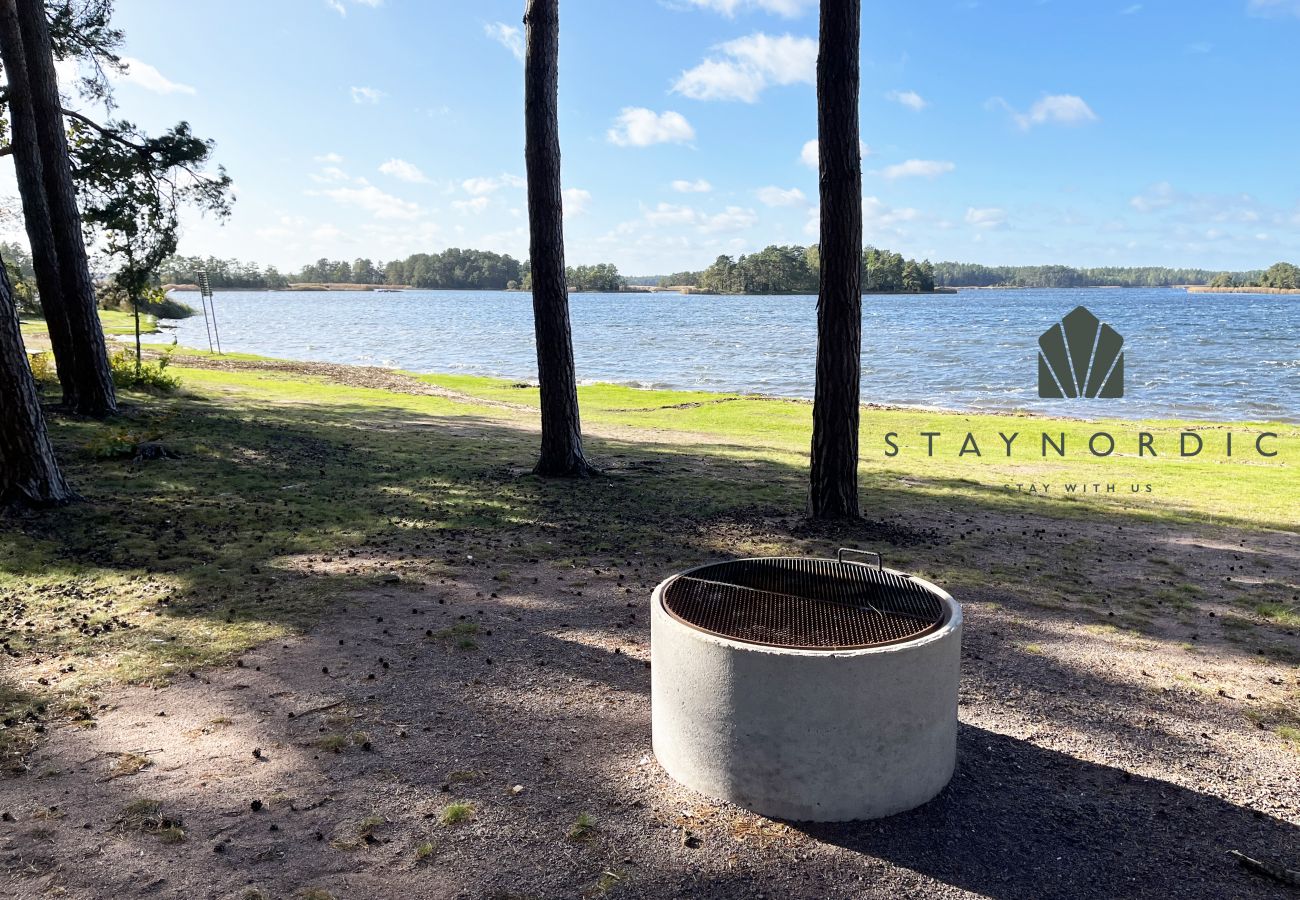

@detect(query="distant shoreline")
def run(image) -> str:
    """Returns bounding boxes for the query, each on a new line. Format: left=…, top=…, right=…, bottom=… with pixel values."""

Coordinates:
left=164, top=282, right=413, bottom=293
left=1185, top=285, right=1300, bottom=295
left=161, top=283, right=1299, bottom=297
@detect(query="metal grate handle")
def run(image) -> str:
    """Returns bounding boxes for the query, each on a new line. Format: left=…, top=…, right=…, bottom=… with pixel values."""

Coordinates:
left=837, top=547, right=883, bottom=570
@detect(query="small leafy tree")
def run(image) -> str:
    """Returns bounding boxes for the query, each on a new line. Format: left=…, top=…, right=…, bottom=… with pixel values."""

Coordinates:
left=75, top=120, right=232, bottom=372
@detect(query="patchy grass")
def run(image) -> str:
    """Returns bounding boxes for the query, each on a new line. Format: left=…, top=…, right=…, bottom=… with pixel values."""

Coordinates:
left=115, top=797, right=184, bottom=841
left=330, top=814, right=386, bottom=851
left=439, top=802, right=474, bottom=826
left=430, top=621, right=481, bottom=651
left=1245, top=697, right=1300, bottom=751
left=1255, top=602, right=1300, bottom=628
left=20, top=309, right=159, bottom=338
left=110, top=752, right=153, bottom=778
left=0, top=356, right=1296, bottom=768
left=568, top=812, right=597, bottom=842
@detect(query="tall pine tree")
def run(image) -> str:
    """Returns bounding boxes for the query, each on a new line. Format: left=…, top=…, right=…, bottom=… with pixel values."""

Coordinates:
left=523, top=0, right=595, bottom=477
left=809, top=0, right=863, bottom=519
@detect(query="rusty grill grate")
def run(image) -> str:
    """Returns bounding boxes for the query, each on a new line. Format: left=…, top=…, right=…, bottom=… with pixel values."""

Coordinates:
left=661, top=553, right=946, bottom=650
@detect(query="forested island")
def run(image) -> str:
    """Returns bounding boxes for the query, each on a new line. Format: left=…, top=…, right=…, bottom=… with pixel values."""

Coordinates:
left=148, top=248, right=1298, bottom=296
left=157, top=245, right=941, bottom=295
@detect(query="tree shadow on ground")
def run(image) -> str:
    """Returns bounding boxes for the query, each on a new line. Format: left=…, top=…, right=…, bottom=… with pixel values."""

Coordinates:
left=1, top=388, right=1297, bottom=896
left=3, top=392, right=1295, bottom=731
left=802, top=724, right=1300, bottom=900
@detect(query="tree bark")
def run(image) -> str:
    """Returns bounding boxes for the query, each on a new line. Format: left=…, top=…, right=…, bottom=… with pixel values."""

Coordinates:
left=0, top=0, right=83, bottom=410
left=523, top=0, right=594, bottom=478
left=0, top=252, right=76, bottom=508
left=14, top=0, right=117, bottom=417
left=809, top=0, right=863, bottom=520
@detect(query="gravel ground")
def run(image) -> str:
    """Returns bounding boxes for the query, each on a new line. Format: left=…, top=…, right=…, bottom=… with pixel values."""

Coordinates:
left=1, top=525, right=1296, bottom=900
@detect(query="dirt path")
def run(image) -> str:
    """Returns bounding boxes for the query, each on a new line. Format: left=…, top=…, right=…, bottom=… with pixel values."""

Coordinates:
left=156, top=351, right=532, bottom=411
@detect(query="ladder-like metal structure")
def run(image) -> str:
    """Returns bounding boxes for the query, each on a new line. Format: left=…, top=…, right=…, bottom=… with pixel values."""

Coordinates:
left=196, top=269, right=222, bottom=355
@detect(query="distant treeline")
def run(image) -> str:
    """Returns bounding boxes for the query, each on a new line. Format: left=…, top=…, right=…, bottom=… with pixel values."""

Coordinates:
left=159, top=250, right=629, bottom=292
left=160, top=256, right=292, bottom=289
left=2, top=241, right=38, bottom=313
left=658, top=245, right=937, bottom=294
left=1207, top=261, right=1298, bottom=290
left=153, top=250, right=1298, bottom=295
left=930, top=262, right=1268, bottom=289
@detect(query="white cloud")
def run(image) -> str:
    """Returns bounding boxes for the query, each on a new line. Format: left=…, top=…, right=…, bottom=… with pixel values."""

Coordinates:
left=965, top=207, right=1007, bottom=228
left=110, top=57, right=196, bottom=95
left=315, top=181, right=420, bottom=219
left=635, top=202, right=756, bottom=234
left=1004, top=94, right=1098, bottom=129
left=756, top=186, right=807, bottom=207
left=1121, top=3, right=1143, bottom=13
left=1248, top=0, right=1300, bottom=17
left=564, top=188, right=592, bottom=217
left=462, top=174, right=526, bottom=195
left=799, top=138, right=871, bottom=169
left=311, top=224, right=346, bottom=242
left=862, top=197, right=920, bottom=226
left=800, top=139, right=820, bottom=169
left=673, top=33, right=816, bottom=102
left=887, top=90, right=928, bottom=111
left=805, top=197, right=920, bottom=240
left=310, top=166, right=351, bottom=184
left=607, top=108, right=695, bottom=147
left=672, top=179, right=713, bottom=193
left=314, top=152, right=344, bottom=164
left=327, top=0, right=382, bottom=13
left=877, top=159, right=955, bottom=180
left=677, top=0, right=815, bottom=16
left=351, top=86, right=385, bottom=104
left=378, top=158, right=429, bottom=184
left=1130, top=181, right=1180, bottom=213
left=700, top=206, right=758, bottom=233
left=485, top=22, right=525, bottom=62
left=645, top=203, right=699, bottom=227
left=452, top=197, right=491, bottom=215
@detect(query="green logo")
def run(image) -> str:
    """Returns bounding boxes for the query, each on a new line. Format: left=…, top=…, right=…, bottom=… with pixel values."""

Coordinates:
left=1038, top=306, right=1124, bottom=399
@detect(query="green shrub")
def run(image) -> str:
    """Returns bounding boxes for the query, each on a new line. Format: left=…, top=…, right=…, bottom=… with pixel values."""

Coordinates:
left=109, top=348, right=181, bottom=393
left=27, top=351, right=57, bottom=387
left=85, top=423, right=159, bottom=459
left=98, top=284, right=196, bottom=320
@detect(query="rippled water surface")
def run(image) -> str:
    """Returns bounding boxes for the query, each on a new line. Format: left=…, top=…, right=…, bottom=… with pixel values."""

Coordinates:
left=163, top=288, right=1299, bottom=422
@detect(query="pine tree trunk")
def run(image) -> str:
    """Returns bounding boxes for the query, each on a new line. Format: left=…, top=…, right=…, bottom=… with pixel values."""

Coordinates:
left=809, top=0, right=863, bottom=520
left=0, top=254, right=76, bottom=508
left=523, top=0, right=594, bottom=478
left=14, top=0, right=117, bottom=418
left=0, top=0, right=83, bottom=411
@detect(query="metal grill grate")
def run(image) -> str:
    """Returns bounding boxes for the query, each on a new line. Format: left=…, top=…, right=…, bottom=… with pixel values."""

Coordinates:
left=660, top=553, right=946, bottom=650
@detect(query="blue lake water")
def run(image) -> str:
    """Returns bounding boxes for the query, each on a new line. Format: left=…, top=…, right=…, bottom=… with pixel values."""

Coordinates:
left=162, top=287, right=1300, bottom=423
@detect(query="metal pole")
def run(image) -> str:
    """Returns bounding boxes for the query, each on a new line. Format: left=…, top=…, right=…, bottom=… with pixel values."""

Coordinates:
left=198, top=268, right=215, bottom=354
left=208, top=291, right=223, bottom=356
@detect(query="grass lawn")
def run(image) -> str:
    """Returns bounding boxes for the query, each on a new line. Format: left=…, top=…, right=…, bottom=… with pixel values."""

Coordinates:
left=20, top=308, right=160, bottom=339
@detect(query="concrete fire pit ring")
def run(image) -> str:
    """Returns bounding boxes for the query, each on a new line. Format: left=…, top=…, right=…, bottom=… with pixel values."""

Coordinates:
left=651, top=552, right=962, bottom=822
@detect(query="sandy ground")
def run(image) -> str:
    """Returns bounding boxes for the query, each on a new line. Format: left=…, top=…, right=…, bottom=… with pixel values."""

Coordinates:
left=2, top=506, right=1297, bottom=899
left=1, top=358, right=1297, bottom=898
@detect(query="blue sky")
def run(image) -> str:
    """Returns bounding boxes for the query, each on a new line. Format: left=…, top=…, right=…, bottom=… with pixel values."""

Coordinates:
left=7, top=0, right=1300, bottom=274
